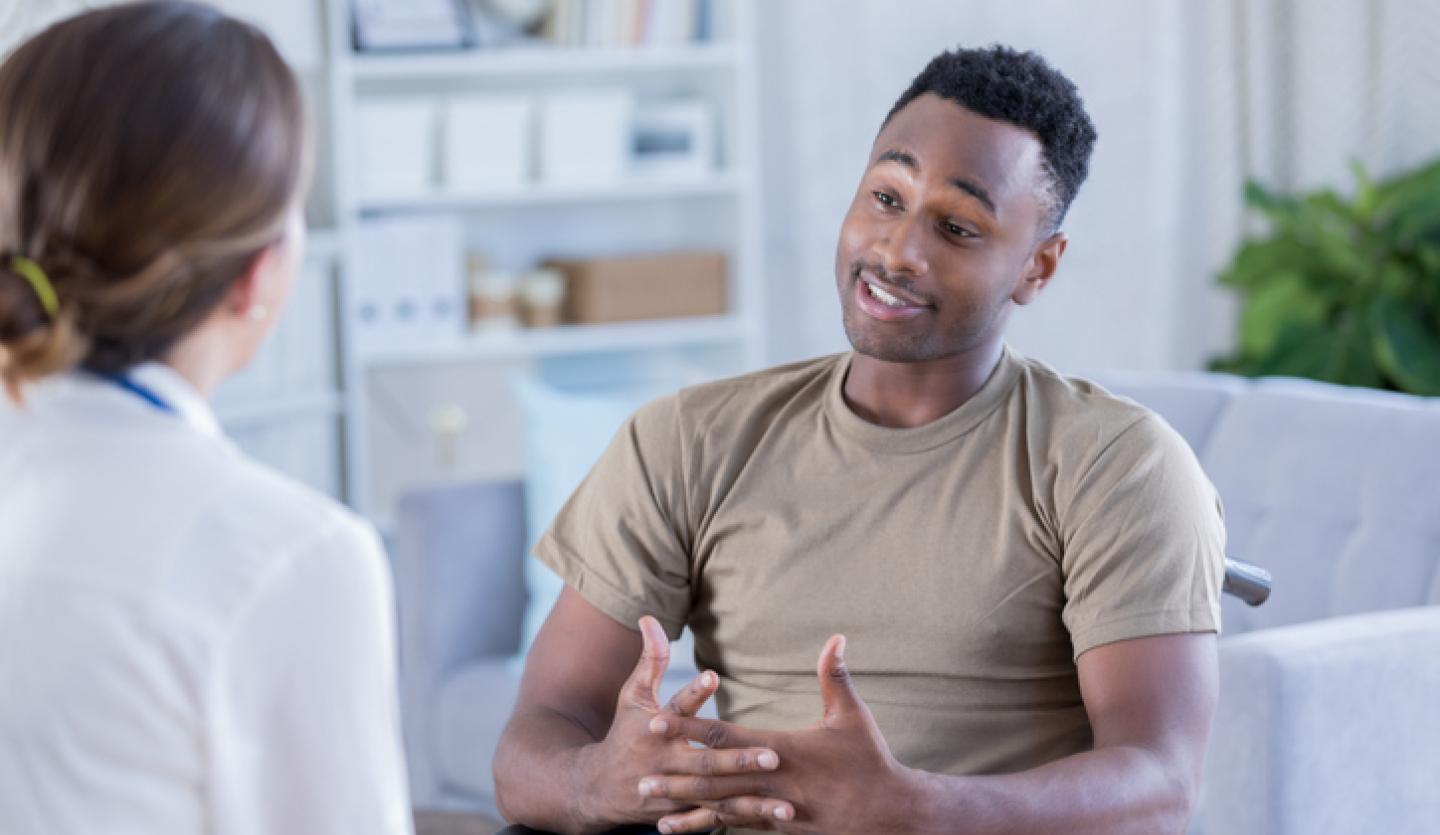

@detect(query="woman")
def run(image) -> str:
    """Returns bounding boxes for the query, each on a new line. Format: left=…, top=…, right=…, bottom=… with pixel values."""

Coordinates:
left=0, top=3, right=411, bottom=832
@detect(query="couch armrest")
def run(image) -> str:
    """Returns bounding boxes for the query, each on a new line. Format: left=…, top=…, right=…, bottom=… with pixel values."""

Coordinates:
left=1203, top=606, right=1440, bottom=835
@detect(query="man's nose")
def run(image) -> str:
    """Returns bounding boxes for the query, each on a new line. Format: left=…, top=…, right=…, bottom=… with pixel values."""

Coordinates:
left=874, top=213, right=929, bottom=278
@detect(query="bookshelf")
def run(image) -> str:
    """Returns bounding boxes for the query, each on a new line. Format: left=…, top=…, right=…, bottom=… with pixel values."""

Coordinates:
left=320, top=0, right=766, bottom=519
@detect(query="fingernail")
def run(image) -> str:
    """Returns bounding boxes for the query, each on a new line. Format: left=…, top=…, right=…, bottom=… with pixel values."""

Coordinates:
left=639, top=779, right=654, bottom=797
left=649, top=717, right=668, bottom=734
left=702, top=670, right=717, bottom=688
left=775, top=806, right=792, bottom=821
left=658, top=822, right=672, bottom=834
left=835, top=635, right=847, bottom=660
left=758, top=750, right=778, bottom=769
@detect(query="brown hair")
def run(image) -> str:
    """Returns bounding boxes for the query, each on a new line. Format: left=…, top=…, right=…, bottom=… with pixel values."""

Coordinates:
left=0, top=0, right=308, bottom=400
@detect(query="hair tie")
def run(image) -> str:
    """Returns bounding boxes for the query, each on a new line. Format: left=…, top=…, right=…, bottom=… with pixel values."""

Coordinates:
left=9, top=257, right=59, bottom=318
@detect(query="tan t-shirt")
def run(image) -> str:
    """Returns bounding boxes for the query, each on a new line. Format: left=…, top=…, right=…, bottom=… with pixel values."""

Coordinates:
left=538, top=346, right=1224, bottom=787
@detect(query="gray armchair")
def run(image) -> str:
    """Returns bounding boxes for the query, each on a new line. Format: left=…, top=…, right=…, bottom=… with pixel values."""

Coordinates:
left=1098, top=372, right=1440, bottom=834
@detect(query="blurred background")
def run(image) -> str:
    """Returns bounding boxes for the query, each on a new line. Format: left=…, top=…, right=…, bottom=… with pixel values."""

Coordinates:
left=5, top=0, right=1440, bottom=826
left=4, top=0, right=1435, bottom=528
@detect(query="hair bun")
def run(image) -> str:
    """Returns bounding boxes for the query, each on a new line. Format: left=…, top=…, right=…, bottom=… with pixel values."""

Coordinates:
left=0, top=259, right=88, bottom=401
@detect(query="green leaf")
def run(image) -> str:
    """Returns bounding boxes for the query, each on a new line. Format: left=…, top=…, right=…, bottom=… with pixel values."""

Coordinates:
left=1371, top=297, right=1440, bottom=395
left=1252, top=318, right=1383, bottom=388
left=1244, top=180, right=1301, bottom=225
left=1351, top=159, right=1378, bottom=220
left=1219, top=239, right=1314, bottom=290
left=1238, top=272, right=1330, bottom=356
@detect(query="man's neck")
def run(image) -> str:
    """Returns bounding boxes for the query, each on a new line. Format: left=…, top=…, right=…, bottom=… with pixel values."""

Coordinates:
left=842, top=340, right=1005, bottom=429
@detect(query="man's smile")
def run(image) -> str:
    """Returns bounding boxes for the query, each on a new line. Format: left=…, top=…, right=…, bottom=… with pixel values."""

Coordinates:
left=853, top=266, right=932, bottom=321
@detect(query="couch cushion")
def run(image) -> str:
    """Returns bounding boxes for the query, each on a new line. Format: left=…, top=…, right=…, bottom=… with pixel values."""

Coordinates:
left=1200, top=377, right=1440, bottom=633
left=435, top=657, right=718, bottom=805
left=1090, top=370, right=1245, bottom=456
left=512, top=376, right=674, bottom=658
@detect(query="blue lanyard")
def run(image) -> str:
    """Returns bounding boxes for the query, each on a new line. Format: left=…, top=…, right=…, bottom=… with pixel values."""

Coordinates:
left=99, top=373, right=176, bottom=415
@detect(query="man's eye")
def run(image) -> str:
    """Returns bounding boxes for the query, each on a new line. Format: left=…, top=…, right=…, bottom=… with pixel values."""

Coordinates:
left=873, top=191, right=898, bottom=207
left=945, top=221, right=974, bottom=237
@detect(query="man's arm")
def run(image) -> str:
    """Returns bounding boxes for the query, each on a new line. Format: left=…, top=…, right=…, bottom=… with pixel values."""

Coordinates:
left=492, top=588, right=792, bottom=835
left=904, top=632, right=1217, bottom=834
left=644, top=631, right=1217, bottom=835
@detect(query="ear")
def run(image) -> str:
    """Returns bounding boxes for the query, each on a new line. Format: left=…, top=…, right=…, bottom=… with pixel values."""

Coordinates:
left=220, top=245, right=279, bottom=321
left=1013, top=231, right=1067, bottom=306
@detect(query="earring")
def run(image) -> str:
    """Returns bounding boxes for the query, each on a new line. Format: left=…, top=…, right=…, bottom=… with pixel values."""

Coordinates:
left=247, top=304, right=269, bottom=321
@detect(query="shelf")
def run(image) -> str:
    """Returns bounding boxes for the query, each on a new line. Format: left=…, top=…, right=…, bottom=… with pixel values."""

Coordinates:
left=217, top=389, right=345, bottom=427
left=357, top=173, right=741, bottom=215
left=346, top=43, right=738, bottom=82
left=357, top=314, right=745, bottom=368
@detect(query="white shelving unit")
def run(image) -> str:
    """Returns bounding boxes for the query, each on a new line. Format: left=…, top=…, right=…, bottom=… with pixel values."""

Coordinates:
left=321, top=0, right=766, bottom=519
left=348, top=42, right=740, bottom=80
left=356, top=171, right=742, bottom=214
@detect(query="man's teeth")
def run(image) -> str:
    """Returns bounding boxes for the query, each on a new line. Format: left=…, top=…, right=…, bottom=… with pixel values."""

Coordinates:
left=866, top=281, right=906, bottom=307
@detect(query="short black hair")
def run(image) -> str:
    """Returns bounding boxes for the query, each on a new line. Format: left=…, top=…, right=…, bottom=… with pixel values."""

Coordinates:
left=883, top=45, right=1097, bottom=233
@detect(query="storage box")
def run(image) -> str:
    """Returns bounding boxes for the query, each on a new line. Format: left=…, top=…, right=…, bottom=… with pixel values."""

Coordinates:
left=443, top=94, right=533, bottom=193
left=350, top=216, right=466, bottom=353
left=356, top=97, right=438, bottom=201
left=544, top=251, right=727, bottom=324
left=538, top=89, right=634, bottom=186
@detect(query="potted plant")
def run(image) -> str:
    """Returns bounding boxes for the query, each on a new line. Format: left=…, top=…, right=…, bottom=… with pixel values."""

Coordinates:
left=1211, top=158, right=1440, bottom=395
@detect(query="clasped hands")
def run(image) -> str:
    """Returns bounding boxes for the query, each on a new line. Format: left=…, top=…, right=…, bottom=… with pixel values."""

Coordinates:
left=575, top=616, right=915, bottom=834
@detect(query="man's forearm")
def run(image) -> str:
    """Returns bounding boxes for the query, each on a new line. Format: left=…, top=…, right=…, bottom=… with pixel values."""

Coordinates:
left=493, top=708, right=603, bottom=835
left=903, top=745, right=1195, bottom=835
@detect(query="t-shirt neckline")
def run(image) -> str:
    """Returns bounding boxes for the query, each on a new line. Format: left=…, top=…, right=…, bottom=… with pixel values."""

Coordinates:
left=825, top=344, right=1022, bottom=454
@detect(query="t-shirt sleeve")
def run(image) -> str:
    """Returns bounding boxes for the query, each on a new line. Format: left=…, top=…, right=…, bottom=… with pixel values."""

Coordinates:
left=534, top=395, right=694, bottom=639
left=1059, top=412, right=1226, bottom=660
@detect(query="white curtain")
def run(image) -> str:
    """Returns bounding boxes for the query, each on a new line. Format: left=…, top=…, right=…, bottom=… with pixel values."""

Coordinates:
left=1177, top=0, right=1440, bottom=368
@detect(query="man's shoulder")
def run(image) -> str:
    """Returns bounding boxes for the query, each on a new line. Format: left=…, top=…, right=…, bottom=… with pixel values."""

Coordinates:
left=1010, top=352, right=1170, bottom=457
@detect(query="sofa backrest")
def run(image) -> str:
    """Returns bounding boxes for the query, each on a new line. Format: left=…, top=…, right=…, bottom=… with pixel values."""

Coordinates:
left=1100, top=372, right=1440, bottom=636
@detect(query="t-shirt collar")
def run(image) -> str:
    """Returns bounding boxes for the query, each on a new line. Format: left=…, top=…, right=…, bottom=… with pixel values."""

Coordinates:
left=825, top=344, right=1022, bottom=454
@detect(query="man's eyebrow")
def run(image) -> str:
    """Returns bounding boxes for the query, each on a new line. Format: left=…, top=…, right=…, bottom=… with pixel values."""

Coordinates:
left=873, top=148, right=997, bottom=217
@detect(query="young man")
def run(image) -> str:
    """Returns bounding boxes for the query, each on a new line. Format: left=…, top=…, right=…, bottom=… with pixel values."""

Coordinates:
left=494, top=46, right=1224, bottom=835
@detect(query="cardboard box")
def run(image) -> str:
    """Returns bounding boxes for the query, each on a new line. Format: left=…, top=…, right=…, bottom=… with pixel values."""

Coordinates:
left=545, top=251, right=727, bottom=324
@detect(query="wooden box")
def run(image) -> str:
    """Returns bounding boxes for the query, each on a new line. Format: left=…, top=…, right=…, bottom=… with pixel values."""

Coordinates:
left=544, top=251, right=727, bottom=324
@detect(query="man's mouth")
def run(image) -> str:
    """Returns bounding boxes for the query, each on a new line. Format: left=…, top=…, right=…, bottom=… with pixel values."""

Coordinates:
left=853, top=270, right=931, bottom=321
left=865, top=280, right=909, bottom=308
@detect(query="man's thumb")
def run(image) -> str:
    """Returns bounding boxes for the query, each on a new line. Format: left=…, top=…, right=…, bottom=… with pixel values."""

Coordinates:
left=816, top=634, right=860, bottom=726
left=625, top=615, right=671, bottom=708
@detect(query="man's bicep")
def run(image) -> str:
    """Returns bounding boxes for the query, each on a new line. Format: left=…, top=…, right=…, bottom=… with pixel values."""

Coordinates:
left=1077, top=632, right=1218, bottom=781
left=514, top=585, right=643, bottom=740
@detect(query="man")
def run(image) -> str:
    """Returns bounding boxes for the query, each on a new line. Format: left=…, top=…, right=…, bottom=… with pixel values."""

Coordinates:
left=494, top=45, right=1224, bottom=835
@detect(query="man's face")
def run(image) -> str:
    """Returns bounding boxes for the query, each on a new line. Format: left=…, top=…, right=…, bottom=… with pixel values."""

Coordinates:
left=835, top=93, right=1060, bottom=363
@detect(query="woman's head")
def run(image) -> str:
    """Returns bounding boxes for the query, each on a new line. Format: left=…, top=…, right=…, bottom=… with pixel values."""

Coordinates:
left=0, top=0, right=309, bottom=401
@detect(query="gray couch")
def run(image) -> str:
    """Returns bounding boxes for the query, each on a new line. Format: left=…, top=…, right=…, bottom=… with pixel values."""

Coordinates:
left=393, top=371, right=1440, bottom=833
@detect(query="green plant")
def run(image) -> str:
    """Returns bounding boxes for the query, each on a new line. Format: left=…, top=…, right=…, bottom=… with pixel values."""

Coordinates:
left=1210, top=157, right=1440, bottom=395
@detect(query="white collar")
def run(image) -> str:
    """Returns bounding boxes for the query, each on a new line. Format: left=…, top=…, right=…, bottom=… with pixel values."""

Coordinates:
left=123, top=362, right=223, bottom=440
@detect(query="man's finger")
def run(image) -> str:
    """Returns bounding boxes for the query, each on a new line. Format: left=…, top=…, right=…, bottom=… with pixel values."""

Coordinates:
left=638, top=772, right=776, bottom=803
left=816, top=633, right=861, bottom=727
left=707, top=795, right=795, bottom=828
left=656, top=806, right=721, bottom=834
left=648, top=713, right=770, bottom=749
left=664, top=668, right=718, bottom=717
left=661, top=744, right=779, bottom=776
left=620, top=615, right=671, bottom=709
left=657, top=797, right=795, bottom=833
